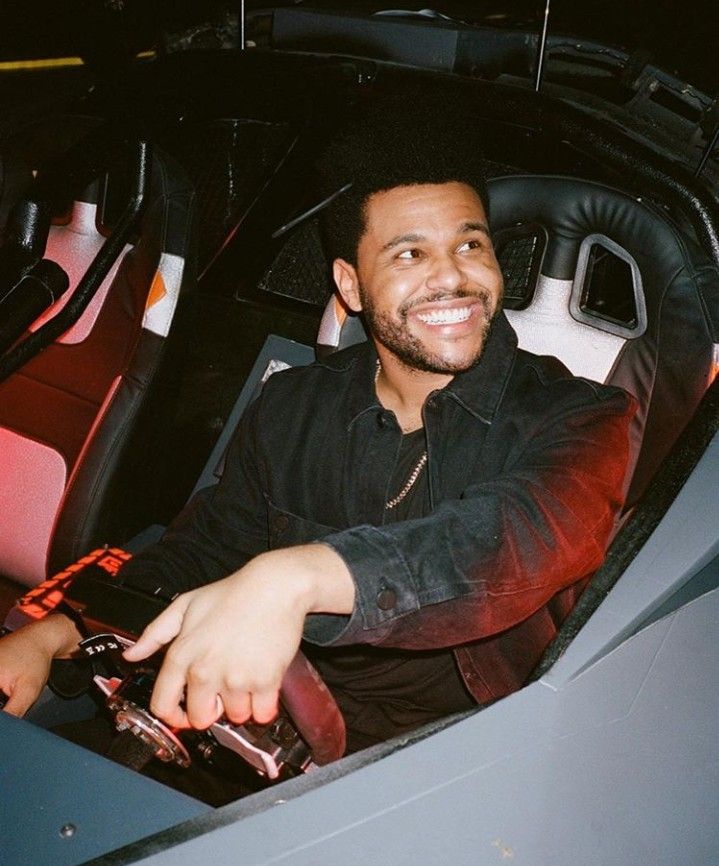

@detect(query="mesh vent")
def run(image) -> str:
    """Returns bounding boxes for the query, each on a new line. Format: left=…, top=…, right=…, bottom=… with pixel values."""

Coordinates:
left=258, top=219, right=333, bottom=307
left=494, top=224, right=546, bottom=309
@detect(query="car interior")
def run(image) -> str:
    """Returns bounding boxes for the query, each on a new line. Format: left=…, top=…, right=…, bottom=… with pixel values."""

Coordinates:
left=1, top=43, right=719, bottom=805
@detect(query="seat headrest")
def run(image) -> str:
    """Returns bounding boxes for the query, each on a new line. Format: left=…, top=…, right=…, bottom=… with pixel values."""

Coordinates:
left=489, top=175, right=719, bottom=338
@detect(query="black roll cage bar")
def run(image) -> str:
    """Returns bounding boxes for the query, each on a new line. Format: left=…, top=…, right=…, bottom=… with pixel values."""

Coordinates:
left=0, top=131, right=150, bottom=384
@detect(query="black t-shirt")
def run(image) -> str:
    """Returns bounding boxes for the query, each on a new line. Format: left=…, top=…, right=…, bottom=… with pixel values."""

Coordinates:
left=309, top=425, right=475, bottom=754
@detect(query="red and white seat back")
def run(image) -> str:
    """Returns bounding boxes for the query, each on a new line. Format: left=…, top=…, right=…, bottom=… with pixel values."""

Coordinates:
left=0, top=144, right=195, bottom=586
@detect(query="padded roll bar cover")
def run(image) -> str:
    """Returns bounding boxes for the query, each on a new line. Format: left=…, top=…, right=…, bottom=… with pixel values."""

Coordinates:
left=281, top=651, right=346, bottom=764
left=47, top=149, right=197, bottom=573
left=488, top=175, right=719, bottom=504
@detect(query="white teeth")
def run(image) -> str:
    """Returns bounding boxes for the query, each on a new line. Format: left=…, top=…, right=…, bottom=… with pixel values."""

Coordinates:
left=416, top=306, right=472, bottom=325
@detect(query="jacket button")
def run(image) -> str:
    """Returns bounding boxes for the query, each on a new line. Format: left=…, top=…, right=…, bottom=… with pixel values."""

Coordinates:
left=376, top=588, right=396, bottom=610
left=274, top=515, right=289, bottom=533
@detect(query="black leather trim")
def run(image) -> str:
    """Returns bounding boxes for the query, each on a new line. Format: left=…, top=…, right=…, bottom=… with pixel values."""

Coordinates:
left=48, top=329, right=165, bottom=573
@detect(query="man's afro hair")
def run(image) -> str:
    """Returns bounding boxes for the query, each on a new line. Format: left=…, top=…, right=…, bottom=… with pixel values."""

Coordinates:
left=318, top=87, right=489, bottom=265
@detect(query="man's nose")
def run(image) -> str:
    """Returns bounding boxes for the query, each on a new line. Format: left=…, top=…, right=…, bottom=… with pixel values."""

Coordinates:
left=425, top=252, right=466, bottom=291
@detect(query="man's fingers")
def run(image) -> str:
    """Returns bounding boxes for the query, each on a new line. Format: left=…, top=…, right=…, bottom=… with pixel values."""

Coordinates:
left=219, top=690, right=252, bottom=725
left=149, top=658, right=190, bottom=728
left=123, top=599, right=188, bottom=662
left=250, top=689, right=279, bottom=725
left=184, top=673, right=224, bottom=729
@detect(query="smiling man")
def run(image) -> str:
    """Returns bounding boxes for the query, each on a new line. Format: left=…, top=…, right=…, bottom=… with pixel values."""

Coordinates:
left=0, top=96, right=635, bottom=765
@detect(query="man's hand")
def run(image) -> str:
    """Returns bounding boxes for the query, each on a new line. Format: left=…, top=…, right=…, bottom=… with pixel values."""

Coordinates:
left=123, top=544, right=355, bottom=730
left=0, top=614, right=82, bottom=716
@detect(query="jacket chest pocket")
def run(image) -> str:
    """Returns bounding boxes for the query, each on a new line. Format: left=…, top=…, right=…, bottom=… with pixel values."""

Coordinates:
left=267, top=500, right=340, bottom=550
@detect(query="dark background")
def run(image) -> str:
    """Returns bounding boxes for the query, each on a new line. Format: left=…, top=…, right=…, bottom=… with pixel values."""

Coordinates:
left=1, top=1, right=717, bottom=94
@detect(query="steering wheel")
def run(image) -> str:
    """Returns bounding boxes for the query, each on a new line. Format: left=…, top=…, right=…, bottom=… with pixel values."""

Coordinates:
left=281, top=651, right=346, bottom=765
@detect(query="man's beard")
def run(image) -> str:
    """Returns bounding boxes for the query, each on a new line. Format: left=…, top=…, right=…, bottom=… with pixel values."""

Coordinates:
left=359, top=287, right=497, bottom=374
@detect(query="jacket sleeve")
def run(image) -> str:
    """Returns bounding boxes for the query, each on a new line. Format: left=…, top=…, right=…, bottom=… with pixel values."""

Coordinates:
left=117, top=395, right=269, bottom=597
left=305, top=384, right=635, bottom=650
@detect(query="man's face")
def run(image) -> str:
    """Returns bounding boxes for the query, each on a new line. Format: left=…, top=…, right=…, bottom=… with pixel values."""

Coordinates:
left=334, top=182, right=504, bottom=375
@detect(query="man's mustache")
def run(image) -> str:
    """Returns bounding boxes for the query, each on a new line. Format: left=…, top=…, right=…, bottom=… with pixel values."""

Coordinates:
left=399, top=289, right=493, bottom=318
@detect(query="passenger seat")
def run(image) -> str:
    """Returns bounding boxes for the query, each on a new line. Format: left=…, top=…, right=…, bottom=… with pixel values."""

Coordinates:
left=0, top=129, right=196, bottom=586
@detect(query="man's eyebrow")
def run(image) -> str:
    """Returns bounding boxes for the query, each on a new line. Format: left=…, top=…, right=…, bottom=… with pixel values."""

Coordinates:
left=461, top=221, right=491, bottom=236
left=382, top=223, right=491, bottom=252
left=382, top=232, right=425, bottom=252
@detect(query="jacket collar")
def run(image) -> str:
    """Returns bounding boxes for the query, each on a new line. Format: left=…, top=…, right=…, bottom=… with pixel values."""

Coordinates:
left=319, top=311, right=518, bottom=426
left=443, top=311, right=518, bottom=423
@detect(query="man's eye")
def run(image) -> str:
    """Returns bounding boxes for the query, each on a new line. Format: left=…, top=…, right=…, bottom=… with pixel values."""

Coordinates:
left=397, top=249, right=422, bottom=260
left=458, top=239, right=483, bottom=252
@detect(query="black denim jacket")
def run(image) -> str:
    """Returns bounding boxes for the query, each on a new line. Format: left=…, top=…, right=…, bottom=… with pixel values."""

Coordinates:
left=120, top=313, right=635, bottom=703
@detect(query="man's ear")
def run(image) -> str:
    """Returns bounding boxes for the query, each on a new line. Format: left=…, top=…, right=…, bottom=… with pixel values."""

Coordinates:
left=332, top=258, right=362, bottom=313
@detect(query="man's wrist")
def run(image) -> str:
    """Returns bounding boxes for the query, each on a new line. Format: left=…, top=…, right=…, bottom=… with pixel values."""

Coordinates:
left=305, top=543, right=356, bottom=615
left=248, top=545, right=356, bottom=617
left=32, top=613, right=83, bottom=658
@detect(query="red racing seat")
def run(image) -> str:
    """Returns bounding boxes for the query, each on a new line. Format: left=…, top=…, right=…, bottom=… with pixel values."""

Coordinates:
left=0, top=124, right=196, bottom=586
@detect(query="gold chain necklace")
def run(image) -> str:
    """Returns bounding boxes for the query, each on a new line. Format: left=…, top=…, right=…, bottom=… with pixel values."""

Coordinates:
left=385, top=451, right=428, bottom=510
left=375, top=361, right=429, bottom=510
